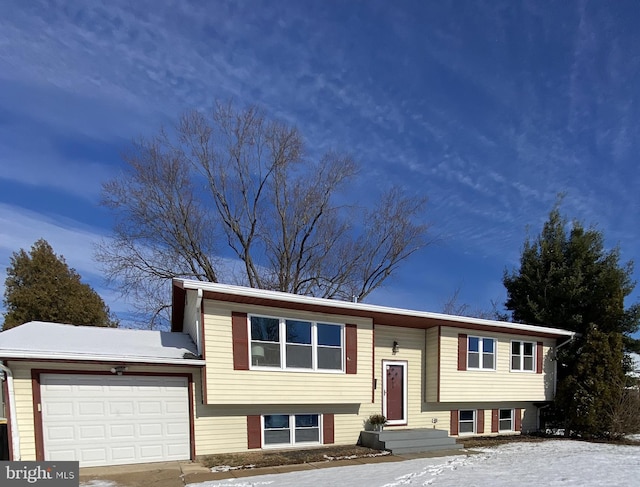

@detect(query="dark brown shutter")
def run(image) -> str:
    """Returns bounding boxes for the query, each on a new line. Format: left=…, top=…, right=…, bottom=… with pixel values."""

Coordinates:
left=515, top=408, right=522, bottom=431
left=247, top=415, right=261, bottom=449
left=345, top=324, right=357, bottom=374
left=232, top=312, right=249, bottom=370
left=450, top=410, right=459, bottom=436
left=458, top=334, right=467, bottom=371
left=491, top=409, right=499, bottom=433
left=323, top=413, right=335, bottom=444
left=476, top=409, right=484, bottom=434
left=536, top=342, right=543, bottom=374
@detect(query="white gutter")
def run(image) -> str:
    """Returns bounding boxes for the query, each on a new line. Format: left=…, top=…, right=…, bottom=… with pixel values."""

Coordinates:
left=0, top=352, right=205, bottom=366
left=0, top=363, right=20, bottom=461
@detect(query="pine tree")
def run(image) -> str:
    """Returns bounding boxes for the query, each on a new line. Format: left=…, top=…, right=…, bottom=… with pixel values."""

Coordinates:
left=555, top=325, right=625, bottom=437
left=504, top=203, right=639, bottom=436
left=2, top=239, right=117, bottom=329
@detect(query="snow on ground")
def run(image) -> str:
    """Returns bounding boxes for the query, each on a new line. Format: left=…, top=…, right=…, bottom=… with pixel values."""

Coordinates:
left=187, top=440, right=640, bottom=487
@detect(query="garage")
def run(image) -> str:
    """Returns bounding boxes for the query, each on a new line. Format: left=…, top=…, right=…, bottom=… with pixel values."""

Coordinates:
left=40, top=373, right=191, bottom=467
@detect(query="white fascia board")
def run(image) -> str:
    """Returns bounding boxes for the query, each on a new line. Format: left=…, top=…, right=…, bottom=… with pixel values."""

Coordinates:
left=179, top=279, right=575, bottom=338
left=0, top=350, right=205, bottom=366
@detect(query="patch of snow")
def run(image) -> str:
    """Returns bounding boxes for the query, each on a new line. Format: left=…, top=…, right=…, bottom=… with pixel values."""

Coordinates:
left=187, top=440, right=640, bottom=487
left=211, top=464, right=256, bottom=472
left=629, top=353, right=640, bottom=378
left=323, top=451, right=390, bottom=461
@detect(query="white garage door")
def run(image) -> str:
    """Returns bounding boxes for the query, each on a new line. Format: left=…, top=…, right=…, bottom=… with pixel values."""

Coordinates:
left=40, top=374, right=190, bottom=467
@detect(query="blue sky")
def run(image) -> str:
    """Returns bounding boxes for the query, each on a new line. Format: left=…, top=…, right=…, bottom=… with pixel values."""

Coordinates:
left=1, top=1, right=640, bottom=327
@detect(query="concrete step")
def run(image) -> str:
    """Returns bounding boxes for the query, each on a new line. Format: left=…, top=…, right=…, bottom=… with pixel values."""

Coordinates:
left=383, top=438, right=459, bottom=450
left=391, top=444, right=465, bottom=455
left=378, top=429, right=450, bottom=441
left=360, top=428, right=463, bottom=455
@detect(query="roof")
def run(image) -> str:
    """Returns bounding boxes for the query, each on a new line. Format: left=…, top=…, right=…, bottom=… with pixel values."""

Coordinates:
left=172, top=279, right=575, bottom=339
left=0, top=321, right=205, bottom=366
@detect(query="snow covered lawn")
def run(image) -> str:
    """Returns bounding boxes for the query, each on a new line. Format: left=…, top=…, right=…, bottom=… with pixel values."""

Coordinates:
left=187, top=440, right=640, bottom=487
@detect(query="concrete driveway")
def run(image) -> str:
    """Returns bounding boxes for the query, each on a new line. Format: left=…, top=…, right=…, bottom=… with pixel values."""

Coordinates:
left=80, top=461, right=211, bottom=487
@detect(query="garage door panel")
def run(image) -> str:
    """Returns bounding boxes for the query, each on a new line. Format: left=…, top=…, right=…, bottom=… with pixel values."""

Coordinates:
left=166, top=400, right=188, bottom=414
left=110, top=424, right=135, bottom=438
left=109, top=401, right=135, bottom=416
left=78, top=401, right=105, bottom=416
left=80, top=449, right=108, bottom=463
left=139, top=423, right=162, bottom=437
left=40, top=374, right=190, bottom=467
left=112, top=446, right=136, bottom=461
left=79, top=425, right=106, bottom=440
left=138, top=401, right=162, bottom=415
left=50, top=449, right=80, bottom=461
left=47, top=425, right=75, bottom=441
left=139, top=445, right=163, bottom=459
left=43, top=401, right=74, bottom=417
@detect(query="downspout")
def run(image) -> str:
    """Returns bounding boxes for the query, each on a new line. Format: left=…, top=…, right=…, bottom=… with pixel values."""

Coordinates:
left=195, top=288, right=203, bottom=357
left=553, top=335, right=575, bottom=397
left=538, top=334, right=574, bottom=431
left=0, top=363, right=20, bottom=460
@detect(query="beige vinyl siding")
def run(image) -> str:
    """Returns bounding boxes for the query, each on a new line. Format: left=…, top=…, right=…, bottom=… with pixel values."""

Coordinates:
left=371, top=325, right=426, bottom=426
left=422, top=402, right=538, bottom=436
left=202, top=300, right=373, bottom=405
left=194, top=402, right=363, bottom=454
left=425, top=327, right=439, bottom=403
left=5, top=361, right=202, bottom=461
left=438, top=326, right=555, bottom=403
left=9, top=362, right=36, bottom=460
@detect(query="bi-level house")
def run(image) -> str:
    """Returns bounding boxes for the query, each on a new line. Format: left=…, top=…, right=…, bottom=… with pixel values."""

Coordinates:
left=0, top=279, right=573, bottom=467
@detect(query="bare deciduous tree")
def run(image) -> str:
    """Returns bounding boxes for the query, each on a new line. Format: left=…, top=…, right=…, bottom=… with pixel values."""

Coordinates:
left=97, top=101, right=430, bottom=327
left=441, top=285, right=507, bottom=321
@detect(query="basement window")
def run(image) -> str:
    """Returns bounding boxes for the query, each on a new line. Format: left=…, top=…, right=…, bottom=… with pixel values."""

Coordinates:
left=263, top=414, right=321, bottom=447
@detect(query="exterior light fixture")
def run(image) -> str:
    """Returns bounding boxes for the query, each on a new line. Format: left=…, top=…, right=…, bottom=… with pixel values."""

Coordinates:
left=392, top=341, right=399, bottom=354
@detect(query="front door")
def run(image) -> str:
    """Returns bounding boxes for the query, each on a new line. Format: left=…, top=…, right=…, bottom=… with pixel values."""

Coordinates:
left=383, top=361, right=407, bottom=425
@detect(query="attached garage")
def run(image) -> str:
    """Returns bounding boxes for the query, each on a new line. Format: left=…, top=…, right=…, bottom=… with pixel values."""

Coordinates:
left=0, top=321, right=205, bottom=466
left=39, top=373, right=190, bottom=467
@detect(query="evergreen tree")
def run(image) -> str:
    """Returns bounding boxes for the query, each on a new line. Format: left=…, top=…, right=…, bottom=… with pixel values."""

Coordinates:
left=503, top=205, right=640, bottom=340
left=2, top=239, right=117, bottom=329
left=555, top=325, right=625, bottom=437
left=504, top=204, right=640, bottom=436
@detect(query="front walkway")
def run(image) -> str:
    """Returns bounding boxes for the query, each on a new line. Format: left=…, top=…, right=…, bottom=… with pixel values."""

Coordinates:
left=79, top=449, right=470, bottom=486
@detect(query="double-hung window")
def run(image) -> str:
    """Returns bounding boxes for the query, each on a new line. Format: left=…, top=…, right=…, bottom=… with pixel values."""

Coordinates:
left=499, top=409, right=514, bottom=431
left=263, top=414, right=321, bottom=447
left=250, top=315, right=344, bottom=371
left=458, top=410, right=476, bottom=434
left=511, top=341, right=535, bottom=371
left=468, top=336, right=495, bottom=370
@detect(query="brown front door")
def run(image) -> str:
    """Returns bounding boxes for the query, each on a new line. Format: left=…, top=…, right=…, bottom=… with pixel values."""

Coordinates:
left=385, top=364, right=405, bottom=422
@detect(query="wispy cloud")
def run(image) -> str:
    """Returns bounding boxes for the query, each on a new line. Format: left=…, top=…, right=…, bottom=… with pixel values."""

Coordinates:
left=0, top=204, right=132, bottom=316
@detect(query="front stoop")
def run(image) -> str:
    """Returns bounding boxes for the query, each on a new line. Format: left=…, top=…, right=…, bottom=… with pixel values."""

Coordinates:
left=359, top=428, right=464, bottom=455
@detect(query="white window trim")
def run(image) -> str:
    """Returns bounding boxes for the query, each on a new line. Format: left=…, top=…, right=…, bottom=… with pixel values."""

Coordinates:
left=510, top=340, right=536, bottom=373
left=467, top=336, right=496, bottom=371
left=261, top=413, right=323, bottom=448
left=458, top=409, right=476, bottom=435
left=382, top=360, right=408, bottom=426
left=249, top=315, right=345, bottom=373
left=498, top=408, right=514, bottom=432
